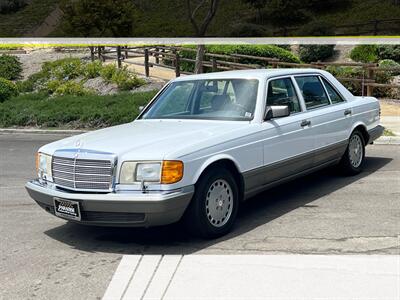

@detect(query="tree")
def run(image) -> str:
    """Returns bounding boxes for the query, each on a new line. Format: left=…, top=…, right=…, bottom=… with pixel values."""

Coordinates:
left=186, top=0, right=220, bottom=73
left=60, top=0, right=137, bottom=37
left=243, top=0, right=268, bottom=23
left=266, top=0, right=309, bottom=29
left=0, top=0, right=27, bottom=14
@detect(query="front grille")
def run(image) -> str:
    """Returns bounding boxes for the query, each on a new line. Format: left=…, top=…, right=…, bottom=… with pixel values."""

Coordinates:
left=52, top=156, right=113, bottom=191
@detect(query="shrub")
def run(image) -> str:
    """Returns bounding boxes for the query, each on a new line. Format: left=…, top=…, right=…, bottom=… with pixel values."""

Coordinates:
left=177, top=45, right=300, bottom=73
left=0, top=54, right=23, bottom=80
left=276, top=45, right=291, bottom=51
left=42, top=58, right=83, bottom=80
left=326, top=66, right=364, bottom=95
left=0, top=78, right=18, bottom=102
left=111, top=67, right=145, bottom=90
left=229, top=23, right=271, bottom=37
left=296, top=20, right=335, bottom=36
left=207, top=45, right=300, bottom=63
left=16, top=70, right=49, bottom=93
left=378, top=59, right=400, bottom=76
left=54, top=81, right=90, bottom=96
left=100, top=63, right=118, bottom=81
left=83, top=60, right=103, bottom=79
left=299, top=45, right=335, bottom=63
left=350, top=45, right=378, bottom=63
left=326, top=63, right=396, bottom=98
left=100, top=64, right=144, bottom=90
left=45, top=79, right=63, bottom=94
left=0, top=0, right=27, bottom=14
left=373, top=60, right=400, bottom=98
left=377, top=45, right=400, bottom=63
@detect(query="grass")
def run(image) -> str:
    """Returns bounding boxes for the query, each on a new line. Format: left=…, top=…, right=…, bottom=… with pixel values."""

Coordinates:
left=0, top=0, right=61, bottom=37
left=383, top=128, right=396, bottom=136
left=0, top=91, right=157, bottom=128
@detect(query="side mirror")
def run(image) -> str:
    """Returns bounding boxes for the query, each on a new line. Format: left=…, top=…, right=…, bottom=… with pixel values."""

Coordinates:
left=264, top=105, right=290, bottom=121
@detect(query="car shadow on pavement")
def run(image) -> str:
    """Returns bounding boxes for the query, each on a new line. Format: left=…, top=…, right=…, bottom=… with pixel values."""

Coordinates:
left=44, top=156, right=392, bottom=255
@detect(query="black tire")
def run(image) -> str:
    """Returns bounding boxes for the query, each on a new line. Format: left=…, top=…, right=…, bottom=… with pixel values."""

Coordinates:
left=339, top=130, right=366, bottom=175
left=183, top=168, right=239, bottom=239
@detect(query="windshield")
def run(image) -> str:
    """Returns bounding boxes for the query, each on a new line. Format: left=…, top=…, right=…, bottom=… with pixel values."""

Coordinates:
left=140, top=78, right=259, bottom=121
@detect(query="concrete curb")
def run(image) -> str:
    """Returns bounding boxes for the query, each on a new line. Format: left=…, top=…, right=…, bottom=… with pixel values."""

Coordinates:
left=374, top=136, right=400, bottom=145
left=1, top=128, right=399, bottom=144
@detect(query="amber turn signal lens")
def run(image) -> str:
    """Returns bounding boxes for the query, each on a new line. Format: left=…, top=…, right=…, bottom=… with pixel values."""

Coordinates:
left=35, top=152, right=39, bottom=172
left=161, top=160, right=183, bottom=184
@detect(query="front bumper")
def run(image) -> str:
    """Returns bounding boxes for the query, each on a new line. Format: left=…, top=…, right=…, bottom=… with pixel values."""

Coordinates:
left=368, top=125, right=385, bottom=144
left=25, top=180, right=194, bottom=227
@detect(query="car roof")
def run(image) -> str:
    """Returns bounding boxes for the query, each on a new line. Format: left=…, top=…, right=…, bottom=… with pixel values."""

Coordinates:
left=172, top=68, right=325, bottom=82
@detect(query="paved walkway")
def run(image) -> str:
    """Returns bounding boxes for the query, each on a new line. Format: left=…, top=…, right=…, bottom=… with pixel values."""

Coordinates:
left=103, top=255, right=399, bottom=300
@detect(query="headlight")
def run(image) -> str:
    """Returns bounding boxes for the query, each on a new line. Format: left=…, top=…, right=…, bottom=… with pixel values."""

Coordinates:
left=36, top=152, right=52, bottom=180
left=119, top=161, right=183, bottom=184
left=136, top=163, right=161, bottom=182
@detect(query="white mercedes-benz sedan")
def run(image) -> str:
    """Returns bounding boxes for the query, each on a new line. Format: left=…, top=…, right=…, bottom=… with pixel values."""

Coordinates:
left=26, top=69, right=384, bottom=238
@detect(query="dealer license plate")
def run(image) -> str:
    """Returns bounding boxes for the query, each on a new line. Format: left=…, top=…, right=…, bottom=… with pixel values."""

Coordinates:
left=54, top=198, right=81, bottom=221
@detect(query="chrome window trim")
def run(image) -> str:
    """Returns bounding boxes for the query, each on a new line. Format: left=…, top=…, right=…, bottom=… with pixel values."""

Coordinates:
left=319, top=75, right=347, bottom=104
left=293, top=74, right=332, bottom=111
left=263, top=75, right=303, bottom=121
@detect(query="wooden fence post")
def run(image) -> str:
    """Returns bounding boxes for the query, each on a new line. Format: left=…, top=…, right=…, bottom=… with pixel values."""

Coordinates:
left=125, top=46, right=129, bottom=59
left=97, top=46, right=102, bottom=61
left=175, top=53, right=181, bottom=77
left=117, top=46, right=122, bottom=68
left=172, top=49, right=177, bottom=67
left=144, top=48, right=150, bottom=77
left=101, top=47, right=106, bottom=62
left=90, top=47, right=95, bottom=61
left=212, top=58, right=218, bottom=72
left=367, top=67, right=375, bottom=96
left=155, top=47, right=160, bottom=64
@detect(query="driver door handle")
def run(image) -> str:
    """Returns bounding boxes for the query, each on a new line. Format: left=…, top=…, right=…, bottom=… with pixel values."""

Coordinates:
left=344, top=109, right=352, bottom=116
left=301, top=120, right=311, bottom=127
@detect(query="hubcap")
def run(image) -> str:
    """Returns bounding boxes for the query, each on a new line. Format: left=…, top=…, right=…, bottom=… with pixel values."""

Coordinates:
left=349, top=134, right=363, bottom=168
left=205, top=179, right=233, bottom=228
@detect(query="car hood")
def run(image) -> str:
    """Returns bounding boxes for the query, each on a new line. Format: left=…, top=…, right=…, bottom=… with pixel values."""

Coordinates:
left=40, top=120, right=247, bottom=160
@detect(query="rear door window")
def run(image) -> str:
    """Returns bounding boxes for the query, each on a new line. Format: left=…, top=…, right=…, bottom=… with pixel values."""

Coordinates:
left=295, top=76, right=330, bottom=109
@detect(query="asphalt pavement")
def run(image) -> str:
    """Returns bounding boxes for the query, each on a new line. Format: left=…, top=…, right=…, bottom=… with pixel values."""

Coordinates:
left=0, top=133, right=399, bottom=299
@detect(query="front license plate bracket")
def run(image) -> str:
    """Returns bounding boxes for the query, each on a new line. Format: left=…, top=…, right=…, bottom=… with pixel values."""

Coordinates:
left=54, top=198, right=81, bottom=221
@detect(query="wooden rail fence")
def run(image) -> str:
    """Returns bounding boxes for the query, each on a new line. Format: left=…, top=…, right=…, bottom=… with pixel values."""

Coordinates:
left=89, top=46, right=400, bottom=97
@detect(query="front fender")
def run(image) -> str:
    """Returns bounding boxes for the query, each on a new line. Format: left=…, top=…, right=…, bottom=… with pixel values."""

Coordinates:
left=192, top=154, right=242, bottom=184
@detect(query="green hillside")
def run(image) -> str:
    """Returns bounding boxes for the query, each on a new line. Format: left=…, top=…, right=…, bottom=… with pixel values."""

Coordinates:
left=0, top=0, right=61, bottom=37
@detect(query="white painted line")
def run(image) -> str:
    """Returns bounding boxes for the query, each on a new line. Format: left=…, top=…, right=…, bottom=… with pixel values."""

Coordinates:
left=122, top=255, right=162, bottom=300
left=104, top=255, right=400, bottom=300
left=102, top=255, right=141, bottom=300
left=163, top=255, right=400, bottom=300
left=143, top=255, right=183, bottom=300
